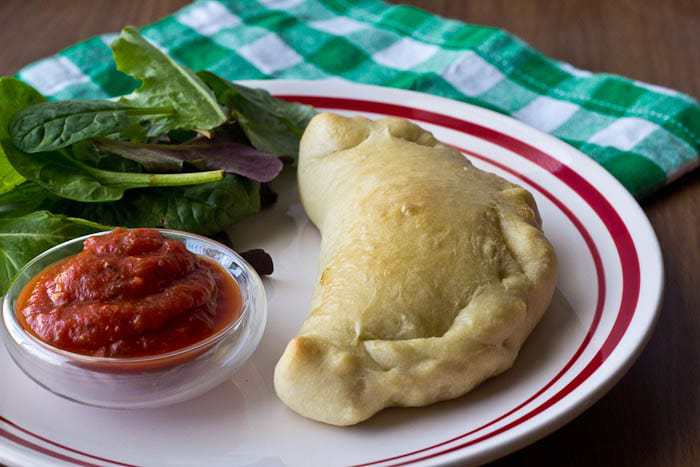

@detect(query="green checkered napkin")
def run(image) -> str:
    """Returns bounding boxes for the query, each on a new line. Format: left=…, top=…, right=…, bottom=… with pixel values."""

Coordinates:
left=16, top=0, right=699, bottom=198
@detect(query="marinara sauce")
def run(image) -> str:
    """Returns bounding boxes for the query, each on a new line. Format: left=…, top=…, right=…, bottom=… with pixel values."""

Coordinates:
left=16, top=228, right=242, bottom=359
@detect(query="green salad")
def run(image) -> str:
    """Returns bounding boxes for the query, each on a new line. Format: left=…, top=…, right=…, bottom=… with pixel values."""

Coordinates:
left=0, top=27, right=316, bottom=293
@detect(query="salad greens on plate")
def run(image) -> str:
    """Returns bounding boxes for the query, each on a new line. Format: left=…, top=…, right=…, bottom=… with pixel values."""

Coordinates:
left=0, top=27, right=316, bottom=293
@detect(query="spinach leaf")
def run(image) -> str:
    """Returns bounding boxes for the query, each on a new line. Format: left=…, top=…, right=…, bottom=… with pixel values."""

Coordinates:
left=94, top=134, right=283, bottom=182
left=0, top=78, right=45, bottom=193
left=0, top=211, right=109, bottom=294
left=58, top=175, right=260, bottom=236
left=198, top=71, right=316, bottom=159
left=0, top=78, right=45, bottom=140
left=2, top=141, right=223, bottom=202
left=9, top=100, right=172, bottom=153
left=0, top=182, right=59, bottom=218
left=0, top=151, right=23, bottom=196
left=112, top=28, right=226, bottom=134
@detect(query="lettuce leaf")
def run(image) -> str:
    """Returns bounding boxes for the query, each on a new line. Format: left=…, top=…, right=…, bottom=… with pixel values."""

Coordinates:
left=198, top=71, right=316, bottom=159
left=0, top=182, right=59, bottom=218
left=3, top=141, right=223, bottom=203
left=112, top=27, right=227, bottom=134
left=0, top=78, right=45, bottom=193
left=94, top=132, right=283, bottom=182
left=0, top=211, right=108, bottom=294
left=55, top=175, right=260, bottom=236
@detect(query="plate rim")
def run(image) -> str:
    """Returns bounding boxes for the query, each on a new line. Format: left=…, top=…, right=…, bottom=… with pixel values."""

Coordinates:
left=0, top=79, right=664, bottom=467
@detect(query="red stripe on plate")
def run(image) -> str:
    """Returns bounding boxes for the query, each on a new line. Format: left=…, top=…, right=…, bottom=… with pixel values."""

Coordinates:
left=0, top=416, right=137, bottom=467
left=0, top=426, right=99, bottom=467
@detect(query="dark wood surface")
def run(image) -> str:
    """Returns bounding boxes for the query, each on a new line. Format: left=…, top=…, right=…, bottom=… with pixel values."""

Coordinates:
left=1, top=1, right=698, bottom=466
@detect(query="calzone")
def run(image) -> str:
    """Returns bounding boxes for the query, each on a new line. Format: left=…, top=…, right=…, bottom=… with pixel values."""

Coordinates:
left=274, top=113, right=557, bottom=426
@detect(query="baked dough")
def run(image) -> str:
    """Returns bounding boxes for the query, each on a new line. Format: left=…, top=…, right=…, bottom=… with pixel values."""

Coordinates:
left=274, top=113, right=557, bottom=426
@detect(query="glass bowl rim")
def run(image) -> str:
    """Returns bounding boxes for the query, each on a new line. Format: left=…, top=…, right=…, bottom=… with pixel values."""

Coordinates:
left=2, top=228, right=264, bottom=367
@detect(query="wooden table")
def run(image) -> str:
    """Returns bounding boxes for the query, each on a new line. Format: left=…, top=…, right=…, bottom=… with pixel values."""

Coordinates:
left=1, top=1, right=698, bottom=465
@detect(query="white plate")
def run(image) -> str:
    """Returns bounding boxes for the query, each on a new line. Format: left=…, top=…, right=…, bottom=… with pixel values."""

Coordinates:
left=0, top=81, right=663, bottom=467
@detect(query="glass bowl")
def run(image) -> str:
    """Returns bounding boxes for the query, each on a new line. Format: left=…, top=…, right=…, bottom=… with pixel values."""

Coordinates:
left=1, top=229, right=267, bottom=409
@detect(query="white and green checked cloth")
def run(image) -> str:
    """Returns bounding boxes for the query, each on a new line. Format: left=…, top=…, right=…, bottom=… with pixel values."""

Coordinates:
left=16, top=0, right=699, bottom=198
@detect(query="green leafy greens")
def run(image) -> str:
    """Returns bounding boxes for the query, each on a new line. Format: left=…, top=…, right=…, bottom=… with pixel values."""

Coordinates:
left=3, top=141, right=223, bottom=202
left=112, top=27, right=227, bottom=134
left=198, top=71, right=316, bottom=159
left=0, top=78, right=45, bottom=193
left=9, top=100, right=173, bottom=153
left=0, top=211, right=109, bottom=292
left=0, top=27, right=317, bottom=293
left=57, top=175, right=260, bottom=236
left=0, top=182, right=58, bottom=218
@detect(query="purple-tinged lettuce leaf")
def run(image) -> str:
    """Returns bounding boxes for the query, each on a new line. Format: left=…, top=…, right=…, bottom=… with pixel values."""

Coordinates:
left=94, top=136, right=283, bottom=183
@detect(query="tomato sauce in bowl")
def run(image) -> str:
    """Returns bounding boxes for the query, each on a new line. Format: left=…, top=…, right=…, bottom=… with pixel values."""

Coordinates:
left=15, top=228, right=242, bottom=363
left=2, top=227, right=266, bottom=407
